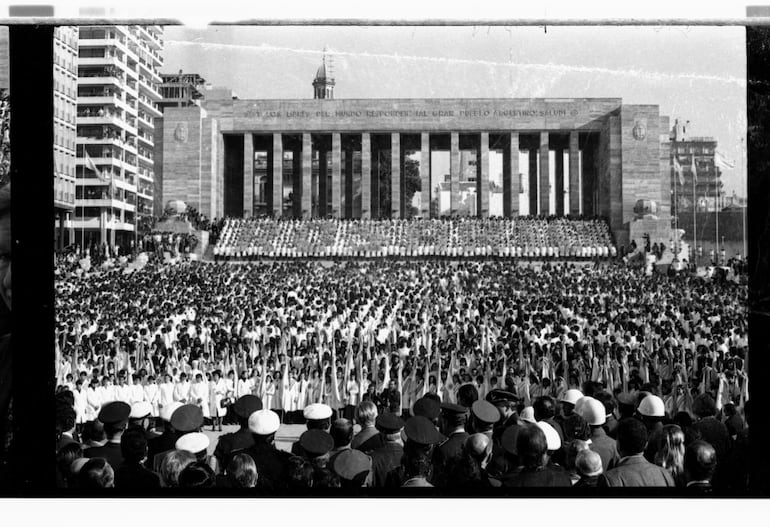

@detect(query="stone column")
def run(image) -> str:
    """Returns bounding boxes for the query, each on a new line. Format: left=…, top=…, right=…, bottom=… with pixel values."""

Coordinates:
left=569, top=131, right=580, bottom=215
left=555, top=147, right=564, bottom=216
left=243, top=134, right=253, bottom=217
left=509, top=132, right=520, bottom=217
left=539, top=131, right=550, bottom=216
left=344, top=148, right=353, bottom=219
left=420, top=132, right=430, bottom=218
left=479, top=132, right=489, bottom=218
left=272, top=133, right=282, bottom=218
left=391, top=133, right=401, bottom=219
left=450, top=132, right=460, bottom=214
left=318, top=148, right=328, bottom=217
left=332, top=133, right=342, bottom=218
left=301, top=133, right=312, bottom=219
left=361, top=133, right=371, bottom=219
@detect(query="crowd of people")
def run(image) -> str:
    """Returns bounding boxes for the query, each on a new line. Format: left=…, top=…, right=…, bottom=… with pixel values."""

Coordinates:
left=213, top=217, right=616, bottom=260
left=52, top=253, right=748, bottom=491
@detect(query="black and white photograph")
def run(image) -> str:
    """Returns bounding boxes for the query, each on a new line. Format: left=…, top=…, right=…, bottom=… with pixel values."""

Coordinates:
left=0, top=2, right=767, bottom=508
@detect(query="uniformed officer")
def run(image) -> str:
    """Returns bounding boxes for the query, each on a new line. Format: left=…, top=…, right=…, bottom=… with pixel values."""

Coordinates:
left=369, top=412, right=405, bottom=487
left=485, top=389, right=519, bottom=443
left=85, top=401, right=131, bottom=469
left=152, top=404, right=203, bottom=472
left=175, top=431, right=210, bottom=463
left=398, top=416, right=443, bottom=487
left=213, top=394, right=263, bottom=470
left=469, top=400, right=500, bottom=438
left=332, top=448, right=372, bottom=488
left=129, top=401, right=158, bottom=441
left=147, top=400, right=182, bottom=467
left=299, top=429, right=335, bottom=485
left=242, top=409, right=293, bottom=492
left=291, top=403, right=332, bottom=455
left=433, top=402, right=469, bottom=484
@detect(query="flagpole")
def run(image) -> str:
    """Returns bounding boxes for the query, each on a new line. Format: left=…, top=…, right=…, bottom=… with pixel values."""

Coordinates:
left=692, top=154, right=697, bottom=266
left=715, top=168, right=720, bottom=265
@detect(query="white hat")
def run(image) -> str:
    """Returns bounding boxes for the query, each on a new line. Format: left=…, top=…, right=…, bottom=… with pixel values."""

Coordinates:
left=160, top=401, right=183, bottom=422
left=130, top=401, right=153, bottom=420
left=248, top=409, right=281, bottom=435
left=560, top=389, right=583, bottom=405
left=638, top=394, right=665, bottom=418
left=536, top=421, right=562, bottom=451
left=303, top=403, right=333, bottom=420
left=175, top=432, right=210, bottom=454
left=579, top=397, right=607, bottom=426
left=519, top=406, right=537, bottom=424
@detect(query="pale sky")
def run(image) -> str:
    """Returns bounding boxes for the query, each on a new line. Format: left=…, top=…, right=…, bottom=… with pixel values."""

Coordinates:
left=161, top=25, right=747, bottom=196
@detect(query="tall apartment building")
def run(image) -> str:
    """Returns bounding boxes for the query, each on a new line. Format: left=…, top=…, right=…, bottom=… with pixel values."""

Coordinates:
left=74, top=25, right=163, bottom=251
left=53, top=26, right=79, bottom=250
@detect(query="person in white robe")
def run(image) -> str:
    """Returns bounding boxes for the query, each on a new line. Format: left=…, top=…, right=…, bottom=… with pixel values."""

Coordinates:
left=189, top=373, right=211, bottom=419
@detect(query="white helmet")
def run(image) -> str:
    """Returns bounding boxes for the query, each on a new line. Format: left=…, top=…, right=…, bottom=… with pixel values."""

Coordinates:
left=561, top=389, right=583, bottom=406
left=579, top=397, right=607, bottom=426
left=638, top=395, right=665, bottom=418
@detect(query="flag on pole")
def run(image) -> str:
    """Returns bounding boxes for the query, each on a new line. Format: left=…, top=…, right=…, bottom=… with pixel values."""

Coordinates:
left=714, top=151, right=735, bottom=170
left=691, top=155, right=698, bottom=184
left=673, top=156, right=684, bottom=185
left=84, top=150, right=108, bottom=182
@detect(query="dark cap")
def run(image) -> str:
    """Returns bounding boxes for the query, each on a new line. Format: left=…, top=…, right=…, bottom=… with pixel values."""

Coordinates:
left=440, top=402, right=468, bottom=415
left=616, top=392, right=636, bottom=407
left=412, top=397, right=441, bottom=421
left=501, top=423, right=525, bottom=455
left=332, top=449, right=372, bottom=481
left=485, top=389, right=519, bottom=406
left=299, top=430, right=334, bottom=457
left=170, top=404, right=204, bottom=433
left=375, top=412, right=405, bottom=433
left=233, top=395, right=263, bottom=419
left=471, top=400, right=501, bottom=425
left=404, top=416, right=442, bottom=445
left=98, top=401, right=131, bottom=425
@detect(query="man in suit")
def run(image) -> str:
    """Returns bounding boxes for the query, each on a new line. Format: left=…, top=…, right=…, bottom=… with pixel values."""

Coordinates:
left=501, top=423, right=571, bottom=487
left=114, top=425, right=161, bottom=489
left=213, top=394, right=262, bottom=471
left=85, top=401, right=132, bottom=469
left=684, top=440, right=717, bottom=494
left=368, top=412, right=405, bottom=487
left=691, top=393, right=731, bottom=463
left=598, top=418, right=675, bottom=487
left=351, top=400, right=382, bottom=453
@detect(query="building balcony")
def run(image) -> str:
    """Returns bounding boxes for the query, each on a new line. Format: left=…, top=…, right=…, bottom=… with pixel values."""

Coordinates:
left=78, top=75, right=124, bottom=88
left=77, top=56, right=127, bottom=69
left=138, top=95, right=162, bottom=117
left=138, top=79, right=163, bottom=101
left=75, top=198, right=137, bottom=212
left=71, top=217, right=136, bottom=231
